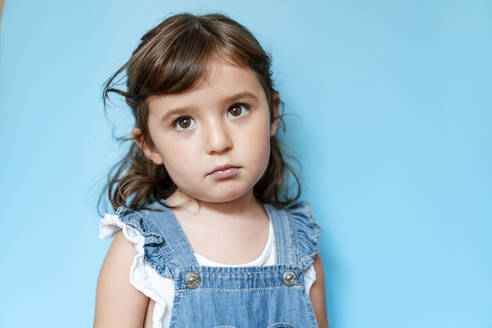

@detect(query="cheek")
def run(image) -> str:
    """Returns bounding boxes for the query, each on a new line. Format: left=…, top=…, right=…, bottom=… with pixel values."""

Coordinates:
left=241, top=115, right=271, bottom=164
left=162, top=143, right=199, bottom=174
left=147, top=119, right=203, bottom=185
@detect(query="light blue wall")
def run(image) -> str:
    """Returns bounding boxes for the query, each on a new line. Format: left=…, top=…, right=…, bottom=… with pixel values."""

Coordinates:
left=1, top=1, right=490, bottom=327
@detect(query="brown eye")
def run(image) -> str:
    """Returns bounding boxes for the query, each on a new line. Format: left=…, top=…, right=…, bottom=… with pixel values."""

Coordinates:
left=228, top=103, right=250, bottom=118
left=173, top=117, right=195, bottom=130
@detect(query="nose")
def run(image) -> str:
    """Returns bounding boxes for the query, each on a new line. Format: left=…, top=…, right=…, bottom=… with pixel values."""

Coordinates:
left=204, top=119, right=233, bottom=154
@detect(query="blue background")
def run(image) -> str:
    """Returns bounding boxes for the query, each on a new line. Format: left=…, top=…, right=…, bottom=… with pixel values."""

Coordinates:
left=1, top=1, right=491, bottom=327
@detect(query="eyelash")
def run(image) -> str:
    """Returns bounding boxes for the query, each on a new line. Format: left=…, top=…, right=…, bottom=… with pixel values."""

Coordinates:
left=171, top=102, right=251, bottom=131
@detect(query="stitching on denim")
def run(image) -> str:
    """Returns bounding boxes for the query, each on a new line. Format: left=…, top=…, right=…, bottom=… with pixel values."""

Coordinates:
left=176, top=285, right=303, bottom=292
left=177, top=265, right=302, bottom=273
left=299, top=282, right=318, bottom=327
left=168, top=289, right=184, bottom=327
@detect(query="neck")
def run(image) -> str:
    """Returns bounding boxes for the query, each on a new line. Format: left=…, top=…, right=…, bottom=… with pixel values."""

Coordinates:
left=166, top=189, right=260, bottom=217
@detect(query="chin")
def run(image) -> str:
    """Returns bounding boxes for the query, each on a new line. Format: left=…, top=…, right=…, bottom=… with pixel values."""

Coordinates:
left=203, top=187, right=252, bottom=203
left=204, top=194, right=242, bottom=203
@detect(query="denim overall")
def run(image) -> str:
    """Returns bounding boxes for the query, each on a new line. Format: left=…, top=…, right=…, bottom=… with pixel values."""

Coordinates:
left=116, top=200, right=321, bottom=328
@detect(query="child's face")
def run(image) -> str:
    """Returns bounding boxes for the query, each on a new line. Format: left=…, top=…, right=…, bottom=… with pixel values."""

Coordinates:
left=136, top=58, right=279, bottom=203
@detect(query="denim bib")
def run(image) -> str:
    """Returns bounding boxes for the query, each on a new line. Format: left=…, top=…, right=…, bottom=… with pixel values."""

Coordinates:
left=116, top=200, right=321, bottom=328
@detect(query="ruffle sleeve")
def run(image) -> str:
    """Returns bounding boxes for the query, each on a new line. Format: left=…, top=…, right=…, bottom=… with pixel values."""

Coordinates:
left=288, top=200, right=323, bottom=270
left=114, top=207, right=174, bottom=279
left=99, top=209, right=177, bottom=328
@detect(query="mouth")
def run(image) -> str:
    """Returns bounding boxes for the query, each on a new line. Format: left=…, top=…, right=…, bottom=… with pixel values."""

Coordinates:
left=207, top=164, right=240, bottom=177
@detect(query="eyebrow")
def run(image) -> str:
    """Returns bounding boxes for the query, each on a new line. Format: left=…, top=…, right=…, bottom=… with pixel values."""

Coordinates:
left=160, top=91, right=259, bottom=123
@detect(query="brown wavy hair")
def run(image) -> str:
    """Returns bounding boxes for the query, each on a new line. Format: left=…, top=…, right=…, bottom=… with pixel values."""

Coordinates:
left=98, top=12, right=302, bottom=215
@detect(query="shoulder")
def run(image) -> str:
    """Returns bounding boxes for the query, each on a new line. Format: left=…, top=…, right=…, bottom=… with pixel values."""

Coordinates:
left=97, top=207, right=175, bottom=326
left=98, top=230, right=138, bottom=280
left=99, top=204, right=173, bottom=279
left=111, top=230, right=138, bottom=258
left=100, top=204, right=166, bottom=246
left=95, top=230, right=149, bottom=327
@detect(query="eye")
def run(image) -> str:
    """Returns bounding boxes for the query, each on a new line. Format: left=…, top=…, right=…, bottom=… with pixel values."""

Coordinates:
left=227, top=103, right=250, bottom=118
left=172, top=116, right=196, bottom=131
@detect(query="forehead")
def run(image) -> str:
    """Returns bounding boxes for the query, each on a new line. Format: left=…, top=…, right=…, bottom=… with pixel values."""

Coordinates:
left=147, top=59, right=266, bottom=112
left=196, top=57, right=260, bottom=89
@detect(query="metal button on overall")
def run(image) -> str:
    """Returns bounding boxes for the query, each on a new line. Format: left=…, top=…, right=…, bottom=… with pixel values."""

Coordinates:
left=184, top=272, right=201, bottom=289
left=282, top=270, right=297, bottom=286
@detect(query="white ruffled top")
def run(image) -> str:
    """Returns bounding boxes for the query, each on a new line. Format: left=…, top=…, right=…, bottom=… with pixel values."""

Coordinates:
left=99, top=212, right=317, bottom=328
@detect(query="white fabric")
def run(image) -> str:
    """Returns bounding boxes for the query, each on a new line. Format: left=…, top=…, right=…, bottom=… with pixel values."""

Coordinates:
left=99, top=213, right=317, bottom=328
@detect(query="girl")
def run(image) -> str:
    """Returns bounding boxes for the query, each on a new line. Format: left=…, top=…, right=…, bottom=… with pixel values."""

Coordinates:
left=94, top=12, right=329, bottom=328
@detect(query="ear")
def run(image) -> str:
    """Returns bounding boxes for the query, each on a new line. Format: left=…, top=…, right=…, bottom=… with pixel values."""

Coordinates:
left=132, top=128, right=164, bottom=165
left=270, top=93, right=280, bottom=137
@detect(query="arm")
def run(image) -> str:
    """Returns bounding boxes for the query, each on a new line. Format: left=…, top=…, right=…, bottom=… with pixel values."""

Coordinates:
left=94, top=230, right=149, bottom=328
left=310, top=253, right=330, bottom=328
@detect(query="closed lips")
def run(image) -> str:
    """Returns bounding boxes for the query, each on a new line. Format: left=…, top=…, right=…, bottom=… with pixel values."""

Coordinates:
left=209, top=165, right=239, bottom=175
